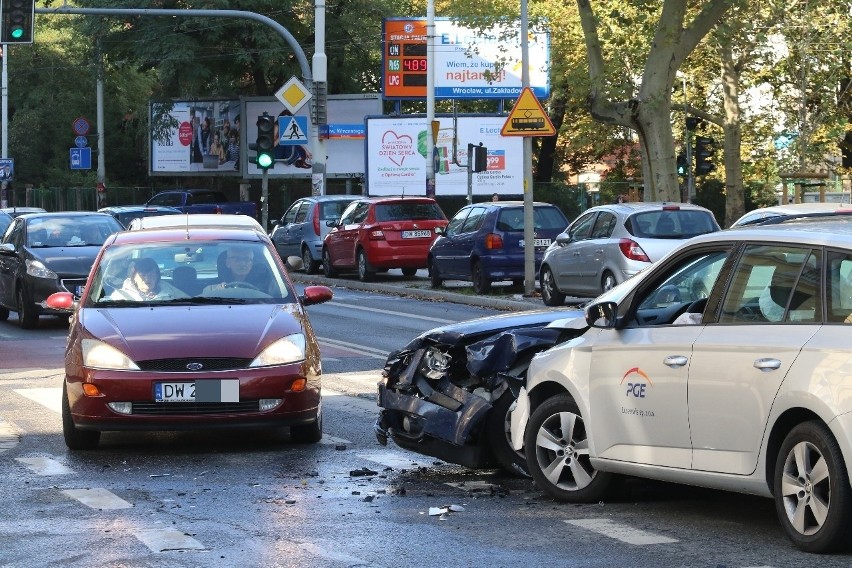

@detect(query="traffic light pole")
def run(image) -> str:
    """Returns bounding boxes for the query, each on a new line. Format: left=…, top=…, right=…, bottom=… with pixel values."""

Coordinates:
left=685, top=129, right=694, bottom=202
left=261, top=169, right=269, bottom=229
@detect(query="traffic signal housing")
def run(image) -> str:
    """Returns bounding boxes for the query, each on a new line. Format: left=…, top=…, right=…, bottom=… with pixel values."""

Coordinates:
left=252, top=112, right=275, bottom=170
left=469, top=143, right=488, bottom=173
left=1, top=0, right=35, bottom=44
left=676, top=153, right=688, bottom=177
left=694, top=136, right=716, bottom=175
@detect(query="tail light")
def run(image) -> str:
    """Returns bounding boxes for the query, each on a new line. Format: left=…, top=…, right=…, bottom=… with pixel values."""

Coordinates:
left=312, top=206, right=321, bottom=236
left=485, top=233, right=504, bottom=249
left=369, top=229, right=385, bottom=240
left=618, top=238, right=650, bottom=262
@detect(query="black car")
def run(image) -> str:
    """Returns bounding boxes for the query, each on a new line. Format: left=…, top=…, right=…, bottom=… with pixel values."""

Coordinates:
left=0, top=212, right=123, bottom=328
left=0, top=210, right=11, bottom=236
left=376, top=307, right=587, bottom=476
left=97, top=205, right=182, bottom=229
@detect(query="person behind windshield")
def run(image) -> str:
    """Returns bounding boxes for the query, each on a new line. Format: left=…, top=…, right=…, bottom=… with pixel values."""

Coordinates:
left=110, top=257, right=186, bottom=301
left=203, top=247, right=264, bottom=293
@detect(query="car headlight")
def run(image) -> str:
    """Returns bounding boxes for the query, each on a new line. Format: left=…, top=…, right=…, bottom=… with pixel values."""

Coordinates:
left=418, top=347, right=451, bottom=381
left=82, top=338, right=140, bottom=370
left=250, top=333, right=306, bottom=367
left=25, top=259, right=58, bottom=279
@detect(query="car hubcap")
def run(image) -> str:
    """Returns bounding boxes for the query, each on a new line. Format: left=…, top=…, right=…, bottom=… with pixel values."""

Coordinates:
left=781, top=441, right=830, bottom=536
left=534, top=411, right=595, bottom=491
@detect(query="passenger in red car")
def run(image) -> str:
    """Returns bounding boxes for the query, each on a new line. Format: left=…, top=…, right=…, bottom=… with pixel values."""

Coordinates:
left=110, top=257, right=186, bottom=301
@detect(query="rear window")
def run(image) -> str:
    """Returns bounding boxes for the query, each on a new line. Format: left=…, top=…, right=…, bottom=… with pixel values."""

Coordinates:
left=375, top=202, right=446, bottom=222
left=497, top=206, right=568, bottom=232
left=627, top=210, right=718, bottom=239
left=319, top=201, right=353, bottom=221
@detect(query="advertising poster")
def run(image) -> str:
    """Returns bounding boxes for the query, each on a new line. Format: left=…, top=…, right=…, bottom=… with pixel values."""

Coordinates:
left=150, top=100, right=241, bottom=176
left=365, top=115, right=523, bottom=196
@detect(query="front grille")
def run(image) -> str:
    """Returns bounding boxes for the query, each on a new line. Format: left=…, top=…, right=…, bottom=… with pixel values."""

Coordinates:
left=137, top=358, right=253, bottom=372
left=131, top=401, right=260, bottom=415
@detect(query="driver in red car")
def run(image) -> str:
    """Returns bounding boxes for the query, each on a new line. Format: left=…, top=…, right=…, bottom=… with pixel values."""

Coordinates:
left=203, top=247, right=270, bottom=294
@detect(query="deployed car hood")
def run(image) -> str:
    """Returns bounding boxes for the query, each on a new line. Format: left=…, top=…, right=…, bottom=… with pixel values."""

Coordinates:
left=80, top=304, right=304, bottom=361
left=31, top=246, right=103, bottom=277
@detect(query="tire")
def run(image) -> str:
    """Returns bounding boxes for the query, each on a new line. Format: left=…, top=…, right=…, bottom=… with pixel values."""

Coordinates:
left=0, top=306, right=8, bottom=321
left=301, top=246, right=319, bottom=275
left=486, top=391, right=530, bottom=477
left=62, top=382, right=100, bottom=450
left=524, top=394, right=613, bottom=502
left=601, top=271, right=617, bottom=294
left=322, top=248, right=338, bottom=278
left=401, top=267, right=417, bottom=277
left=471, top=260, right=491, bottom=294
left=357, top=250, right=375, bottom=282
left=290, top=410, right=322, bottom=444
left=429, top=260, right=443, bottom=289
left=774, top=421, right=852, bottom=553
left=16, top=286, right=38, bottom=329
left=541, top=266, right=566, bottom=307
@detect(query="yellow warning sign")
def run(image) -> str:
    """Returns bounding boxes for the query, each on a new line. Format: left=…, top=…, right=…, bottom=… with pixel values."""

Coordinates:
left=501, top=87, right=556, bottom=137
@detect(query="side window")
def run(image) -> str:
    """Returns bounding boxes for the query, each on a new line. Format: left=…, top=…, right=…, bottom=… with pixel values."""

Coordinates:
left=569, top=212, right=597, bottom=241
left=338, top=201, right=362, bottom=225
left=352, top=203, right=370, bottom=224
left=445, top=208, right=470, bottom=236
left=826, top=251, right=852, bottom=323
left=461, top=207, right=487, bottom=233
left=591, top=212, right=616, bottom=238
left=282, top=202, right=302, bottom=225
left=718, top=245, right=819, bottom=324
left=293, top=203, right=309, bottom=224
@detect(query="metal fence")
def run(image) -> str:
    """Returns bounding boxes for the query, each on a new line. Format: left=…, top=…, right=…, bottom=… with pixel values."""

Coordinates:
left=5, top=186, right=157, bottom=212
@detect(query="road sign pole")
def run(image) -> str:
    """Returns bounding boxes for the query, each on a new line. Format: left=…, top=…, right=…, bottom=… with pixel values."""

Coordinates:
left=521, top=0, right=535, bottom=297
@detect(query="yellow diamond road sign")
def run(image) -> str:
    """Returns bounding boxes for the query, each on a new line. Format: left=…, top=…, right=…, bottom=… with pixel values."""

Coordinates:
left=501, top=87, right=556, bottom=137
left=275, top=77, right=312, bottom=114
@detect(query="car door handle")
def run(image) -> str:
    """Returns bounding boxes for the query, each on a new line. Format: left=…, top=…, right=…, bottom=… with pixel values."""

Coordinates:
left=663, top=355, right=688, bottom=368
left=754, top=358, right=782, bottom=372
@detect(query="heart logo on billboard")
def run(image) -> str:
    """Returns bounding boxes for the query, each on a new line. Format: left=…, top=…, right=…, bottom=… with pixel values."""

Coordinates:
left=381, top=131, right=414, bottom=166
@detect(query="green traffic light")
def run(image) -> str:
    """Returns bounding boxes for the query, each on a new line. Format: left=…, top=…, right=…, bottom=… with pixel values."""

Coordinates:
left=10, top=27, right=24, bottom=39
left=256, top=153, right=273, bottom=169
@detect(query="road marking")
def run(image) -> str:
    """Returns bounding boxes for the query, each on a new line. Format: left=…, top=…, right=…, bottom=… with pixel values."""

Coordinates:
left=14, top=387, right=62, bottom=413
left=327, top=300, right=455, bottom=325
left=318, top=337, right=389, bottom=359
left=16, top=457, right=75, bottom=475
left=356, top=449, right=436, bottom=470
left=0, top=419, right=20, bottom=452
left=62, top=488, right=133, bottom=510
left=301, top=541, right=383, bottom=567
left=133, top=528, right=206, bottom=552
left=565, top=519, right=678, bottom=545
left=319, top=434, right=352, bottom=445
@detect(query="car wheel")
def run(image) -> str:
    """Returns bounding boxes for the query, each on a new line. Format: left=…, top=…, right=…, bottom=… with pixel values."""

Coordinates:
left=601, top=271, right=617, bottom=294
left=0, top=306, right=8, bottom=321
left=16, top=286, right=38, bottom=329
left=357, top=250, right=375, bottom=282
left=429, top=259, right=443, bottom=289
left=290, top=411, right=323, bottom=444
left=524, top=394, right=613, bottom=502
left=486, top=391, right=530, bottom=477
left=541, top=266, right=566, bottom=307
left=471, top=261, right=491, bottom=294
left=302, top=247, right=319, bottom=275
left=322, top=248, right=338, bottom=278
left=774, top=421, right=852, bottom=553
left=62, top=382, right=100, bottom=450
left=401, top=267, right=417, bottom=277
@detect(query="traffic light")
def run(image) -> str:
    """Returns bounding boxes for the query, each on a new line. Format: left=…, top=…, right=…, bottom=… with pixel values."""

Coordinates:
left=469, top=143, right=488, bottom=173
left=685, top=117, right=702, bottom=131
left=252, top=112, right=275, bottom=170
left=676, top=153, right=688, bottom=177
left=1, top=0, right=35, bottom=44
left=694, top=136, right=716, bottom=175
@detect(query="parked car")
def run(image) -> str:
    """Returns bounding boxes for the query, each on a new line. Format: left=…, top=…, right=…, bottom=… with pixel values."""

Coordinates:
left=428, top=201, right=568, bottom=294
left=376, top=307, right=586, bottom=476
left=98, top=205, right=182, bottom=229
left=511, top=218, right=852, bottom=553
left=539, top=202, right=720, bottom=304
left=270, top=195, right=359, bottom=274
left=1, top=207, right=48, bottom=218
left=730, top=202, right=852, bottom=227
left=0, top=210, right=11, bottom=236
left=322, top=196, right=448, bottom=281
left=0, top=212, right=123, bottom=328
left=45, top=227, right=333, bottom=450
left=128, top=213, right=264, bottom=232
left=145, top=189, right=258, bottom=218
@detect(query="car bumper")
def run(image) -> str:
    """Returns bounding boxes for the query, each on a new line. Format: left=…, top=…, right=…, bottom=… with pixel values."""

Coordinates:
left=478, top=253, right=544, bottom=280
left=367, top=242, right=432, bottom=269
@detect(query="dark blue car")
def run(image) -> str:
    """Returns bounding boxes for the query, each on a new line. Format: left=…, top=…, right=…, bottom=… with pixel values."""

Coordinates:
left=428, top=201, right=569, bottom=294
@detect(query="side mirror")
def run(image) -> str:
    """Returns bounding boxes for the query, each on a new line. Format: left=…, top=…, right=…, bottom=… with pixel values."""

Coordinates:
left=326, top=218, right=341, bottom=228
left=0, top=243, right=15, bottom=255
left=45, top=291, right=77, bottom=312
left=301, top=285, right=333, bottom=306
left=586, top=301, right=618, bottom=328
left=270, top=220, right=279, bottom=228
left=286, top=256, right=304, bottom=271
left=556, top=233, right=572, bottom=246
left=435, top=226, right=445, bottom=235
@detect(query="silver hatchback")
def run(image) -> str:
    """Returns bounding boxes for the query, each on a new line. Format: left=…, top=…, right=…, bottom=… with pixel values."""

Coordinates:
left=540, top=202, right=720, bottom=304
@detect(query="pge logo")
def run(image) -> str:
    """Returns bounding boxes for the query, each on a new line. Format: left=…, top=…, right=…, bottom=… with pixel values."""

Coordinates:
left=621, top=367, right=653, bottom=398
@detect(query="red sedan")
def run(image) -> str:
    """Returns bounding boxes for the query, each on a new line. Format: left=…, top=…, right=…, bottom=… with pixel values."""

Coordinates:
left=47, top=227, right=332, bottom=450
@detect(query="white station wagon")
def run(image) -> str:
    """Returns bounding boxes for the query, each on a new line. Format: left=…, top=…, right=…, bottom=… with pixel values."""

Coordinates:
left=511, top=218, right=852, bottom=553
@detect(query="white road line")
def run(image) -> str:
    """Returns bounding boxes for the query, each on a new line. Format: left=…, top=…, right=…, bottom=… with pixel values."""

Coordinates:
left=16, top=457, right=75, bottom=475
left=356, top=449, right=436, bottom=470
left=62, top=488, right=133, bottom=510
left=0, top=419, right=20, bottom=452
left=14, top=387, right=62, bottom=414
left=565, top=519, right=679, bottom=545
left=318, top=337, right=388, bottom=359
left=133, top=528, right=206, bottom=552
left=319, top=434, right=352, bottom=445
left=327, top=301, right=455, bottom=325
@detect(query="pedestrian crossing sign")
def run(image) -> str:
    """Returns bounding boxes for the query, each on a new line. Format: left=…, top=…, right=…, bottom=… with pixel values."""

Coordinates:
left=278, top=115, right=309, bottom=145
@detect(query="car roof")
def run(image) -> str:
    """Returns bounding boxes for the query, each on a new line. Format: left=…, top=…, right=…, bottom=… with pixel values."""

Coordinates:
left=18, top=211, right=115, bottom=220
left=690, top=217, right=852, bottom=248
left=465, top=201, right=556, bottom=208
left=110, top=227, right=269, bottom=245
left=745, top=202, right=851, bottom=215
left=301, top=195, right=359, bottom=202
left=99, top=206, right=182, bottom=213
left=588, top=202, right=713, bottom=213
left=128, top=213, right=263, bottom=231
left=357, top=196, right=439, bottom=203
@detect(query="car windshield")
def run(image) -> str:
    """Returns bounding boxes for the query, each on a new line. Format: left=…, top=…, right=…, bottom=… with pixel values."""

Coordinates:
left=27, top=217, right=121, bottom=247
left=375, top=202, right=445, bottom=222
left=627, top=210, right=717, bottom=239
left=85, top=240, right=293, bottom=306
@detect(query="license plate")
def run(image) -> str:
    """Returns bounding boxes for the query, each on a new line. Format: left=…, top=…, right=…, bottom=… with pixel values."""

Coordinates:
left=519, top=239, right=551, bottom=248
left=75, top=286, right=85, bottom=298
left=154, top=380, right=240, bottom=402
left=402, top=229, right=432, bottom=238
left=155, top=382, right=195, bottom=402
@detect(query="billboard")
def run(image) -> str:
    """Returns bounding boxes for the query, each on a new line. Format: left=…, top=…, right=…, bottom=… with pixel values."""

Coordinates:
left=325, top=94, right=382, bottom=177
left=382, top=18, right=550, bottom=99
left=365, top=115, right=524, bottom=196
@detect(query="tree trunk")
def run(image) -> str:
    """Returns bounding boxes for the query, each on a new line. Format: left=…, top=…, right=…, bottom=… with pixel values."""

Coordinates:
left=720, top=45, right=744, bottom=227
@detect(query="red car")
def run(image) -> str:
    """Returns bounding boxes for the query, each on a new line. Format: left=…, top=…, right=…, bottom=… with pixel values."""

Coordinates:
left=46, top=227, right=333, bottom=450
left=321, top=196, right=448, bottom=281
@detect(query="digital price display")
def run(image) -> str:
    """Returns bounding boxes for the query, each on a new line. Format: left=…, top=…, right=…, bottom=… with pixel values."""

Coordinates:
left=383, top=19, right=428, bottom=98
